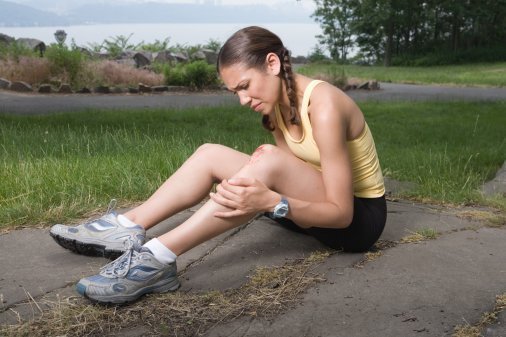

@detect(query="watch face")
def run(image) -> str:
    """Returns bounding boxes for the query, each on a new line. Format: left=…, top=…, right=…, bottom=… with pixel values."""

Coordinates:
left=277, top=205, right=289, bottom=217
left=274, top=198, right=289, bottom=218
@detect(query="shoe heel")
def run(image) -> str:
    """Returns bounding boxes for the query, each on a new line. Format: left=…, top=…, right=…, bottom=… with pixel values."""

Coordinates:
left=154, top=279, right=180, bottom=293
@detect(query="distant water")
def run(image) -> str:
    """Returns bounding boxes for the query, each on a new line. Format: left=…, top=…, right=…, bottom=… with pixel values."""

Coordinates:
left=0, top=22, right=322, bottom=57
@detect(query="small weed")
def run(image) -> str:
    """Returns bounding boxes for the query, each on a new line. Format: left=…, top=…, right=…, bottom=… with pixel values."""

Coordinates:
left=456, top=210, right=506, bottom=228
left=453, top=293, right=506, bottom=337
left=400, top=228, right=438, bottom=244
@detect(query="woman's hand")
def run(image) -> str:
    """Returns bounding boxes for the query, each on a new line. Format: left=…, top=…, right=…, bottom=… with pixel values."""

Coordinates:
left=210, top=177, right=278, bottom=218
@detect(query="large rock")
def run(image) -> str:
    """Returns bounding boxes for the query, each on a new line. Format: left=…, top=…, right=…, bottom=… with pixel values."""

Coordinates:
left=138, top=83, right=152, bottom=93
left=191, top=49, right=219, bottom=64
left=16, top=38, right=46, bottom=56
left=171, top=52, right=189, bottom=63
left=133, top=52, right=152, bottom=68
left=76, top=87, right=92, bottom=94
left=94, top=85, right=110, bottom=94
left=0, top=33, right=15, bottom=45
left=38, top=84, right=52, bottom=93
left=201, top=48, right=218, bottom=65
left=57, top=84, right=73, bottom=94
left=0, top=78, right=11, bottom=89
left=9, top=81, right=33, bottom=92
left=153, top=50, right=172, bottom=63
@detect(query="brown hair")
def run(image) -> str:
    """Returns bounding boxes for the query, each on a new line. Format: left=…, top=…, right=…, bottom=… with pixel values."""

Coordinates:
left=217, top=26, right=298, bottom=131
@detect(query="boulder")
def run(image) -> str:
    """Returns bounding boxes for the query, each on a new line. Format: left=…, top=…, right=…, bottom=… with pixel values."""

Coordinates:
left=370, top=80, right=380, bottom=90
left=0, top=78, right=11, bottom=89
left=201, top=49, right=218, bottom=65
left=111, top=87, right=124, bottom=94
left=133, top=52, right=152, bottom=68
left=38, top=84, right=52, bottom=93
left=152, top=85, right=169, bottom=93
left=16, top=38, right=46, bottom=56
left=358, top=81, right=370, bottom=90
left=9, top=81, right=33, bottom=92
left=167, top=86, right=188, bottom=92
left=0, top=33, right=15, bottom=45
left=77, top=87, right=92, bottom=94
left=171, top=52, right=189, bottom=63
left=153, top=51, right=172, bottom=63
left=58, top=84, right=73, bottom=94
left=192, top=50, right=207, bottom=61
left=94, top=85, right=110, bottom=94
left=138, top=83, right=152, bottom=93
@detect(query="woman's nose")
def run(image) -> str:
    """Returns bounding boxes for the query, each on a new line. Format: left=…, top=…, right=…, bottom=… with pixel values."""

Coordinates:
left=238, top=92, right=251, bottom=106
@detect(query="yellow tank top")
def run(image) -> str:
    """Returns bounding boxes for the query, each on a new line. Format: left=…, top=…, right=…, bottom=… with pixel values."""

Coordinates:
left=275, top=80, right=385, bottom=198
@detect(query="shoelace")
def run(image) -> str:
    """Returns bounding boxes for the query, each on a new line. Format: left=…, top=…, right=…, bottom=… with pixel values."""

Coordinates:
left=100, top=239, right=140, bottom=278
left=106, top=198, right=117, bottom=215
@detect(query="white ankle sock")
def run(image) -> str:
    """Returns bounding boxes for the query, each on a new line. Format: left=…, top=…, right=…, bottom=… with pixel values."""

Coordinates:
left=143, top=238, right=177, bottom=264
left=117, top=214, right=139, bottom=228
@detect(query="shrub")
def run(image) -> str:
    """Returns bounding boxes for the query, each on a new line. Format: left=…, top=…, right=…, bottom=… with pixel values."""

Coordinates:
left=185, top=61, right=218, bottom=90
left=45, top=44, right=86, bottom=87
left=0, top=41, right=36, bottom=62
left=165, top=61, right=218, bottom=90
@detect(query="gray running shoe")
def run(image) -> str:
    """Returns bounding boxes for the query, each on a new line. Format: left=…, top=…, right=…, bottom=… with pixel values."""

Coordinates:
left=76, top=242, right=179, bottom=304
left=50, top=211, right=145, bottom=259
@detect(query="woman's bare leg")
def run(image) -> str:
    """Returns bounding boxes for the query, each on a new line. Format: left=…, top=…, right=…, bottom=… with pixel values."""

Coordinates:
left=124, top=144, right=250, bottom=229
left=157, top=144, right=327, bottom=255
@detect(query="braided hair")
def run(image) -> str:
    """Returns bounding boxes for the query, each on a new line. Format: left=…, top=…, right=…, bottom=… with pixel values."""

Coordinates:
left=217, top=26, right=299, bottom=131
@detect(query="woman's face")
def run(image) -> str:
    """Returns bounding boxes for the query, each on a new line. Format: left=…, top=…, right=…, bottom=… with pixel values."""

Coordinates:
left=219, top=56, right=283, bottom=116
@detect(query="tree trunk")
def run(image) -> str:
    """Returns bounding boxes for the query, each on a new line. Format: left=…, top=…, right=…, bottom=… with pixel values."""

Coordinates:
left=384, top=21, right=394, bottom=66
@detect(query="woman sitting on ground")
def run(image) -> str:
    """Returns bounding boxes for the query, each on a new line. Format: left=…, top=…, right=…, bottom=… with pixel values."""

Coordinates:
left=50, top=26, right=387, bottom=304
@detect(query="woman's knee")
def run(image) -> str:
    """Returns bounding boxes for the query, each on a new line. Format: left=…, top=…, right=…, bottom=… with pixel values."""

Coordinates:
left=249, top=144, right=283, bottom=165
left=243, top=144, right=286, bottom=179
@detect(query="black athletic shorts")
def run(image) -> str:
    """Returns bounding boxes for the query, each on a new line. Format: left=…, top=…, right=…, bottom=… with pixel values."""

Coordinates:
left=267, top=195, right=387, bottom=253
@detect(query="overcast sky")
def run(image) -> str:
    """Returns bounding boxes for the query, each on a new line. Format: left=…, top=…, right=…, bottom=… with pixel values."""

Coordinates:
left=6, top=0, right=315, bottom=15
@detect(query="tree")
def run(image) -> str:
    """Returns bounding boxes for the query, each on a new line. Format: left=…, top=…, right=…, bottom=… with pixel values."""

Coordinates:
left=309, top=0, right=506, bottom=65
left=312, top=0, right=355, bottom=61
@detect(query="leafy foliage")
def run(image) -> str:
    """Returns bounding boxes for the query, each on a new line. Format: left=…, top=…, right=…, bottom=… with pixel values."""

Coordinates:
left=45, top=43, right=86, bottom=87
left=165, top=61, right=218, bottom=90
left=312, top=0, right=506, bottom=65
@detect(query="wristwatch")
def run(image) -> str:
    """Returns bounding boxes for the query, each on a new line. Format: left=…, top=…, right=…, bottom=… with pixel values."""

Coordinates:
left=272, top=196, right=289, bottom=218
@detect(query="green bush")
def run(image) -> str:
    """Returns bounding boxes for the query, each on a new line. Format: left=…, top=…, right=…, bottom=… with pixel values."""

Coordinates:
left=165, top=61, right=218, bottom=90
left=0, top=41, right=37, bottom=62
left=45, top=44, right=86, bottom=87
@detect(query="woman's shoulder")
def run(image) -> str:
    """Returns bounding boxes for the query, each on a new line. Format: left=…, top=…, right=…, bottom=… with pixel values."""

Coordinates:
left=299, top=78, right=351, bottom=114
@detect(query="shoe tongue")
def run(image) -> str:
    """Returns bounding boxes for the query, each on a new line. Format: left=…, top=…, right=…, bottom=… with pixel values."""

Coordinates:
left=139, top=246, right=153, bottom=254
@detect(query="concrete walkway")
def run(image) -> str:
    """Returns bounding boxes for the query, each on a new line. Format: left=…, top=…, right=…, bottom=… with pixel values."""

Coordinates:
left=1, top=190, right=504, bottom=336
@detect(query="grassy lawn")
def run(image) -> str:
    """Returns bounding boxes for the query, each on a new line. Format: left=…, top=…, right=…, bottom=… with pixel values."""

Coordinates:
left=1, top=101, right=505, bottom=229
left=297, top=62, right=506, bottom=87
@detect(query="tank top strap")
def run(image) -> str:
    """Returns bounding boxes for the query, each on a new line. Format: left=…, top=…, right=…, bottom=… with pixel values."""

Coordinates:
left=301, top=80, right=324, bottom=114
left=300, top=80, right=325, bottom=123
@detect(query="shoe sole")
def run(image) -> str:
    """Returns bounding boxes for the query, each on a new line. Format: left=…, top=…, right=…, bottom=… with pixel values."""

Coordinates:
left=50, top=232, right=124, bottom=259
left=76, top=278, right=181, bottom=305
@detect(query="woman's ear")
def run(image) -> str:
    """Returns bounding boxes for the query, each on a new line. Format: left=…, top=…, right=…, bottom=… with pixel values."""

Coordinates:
left=265, top=52, right=281, bottom=76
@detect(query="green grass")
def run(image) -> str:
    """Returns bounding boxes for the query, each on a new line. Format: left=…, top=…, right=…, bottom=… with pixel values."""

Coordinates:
left=0, top=106, right=270, bottom=228
left=297, top=62, right=506, bottom=87
left=1, top=101, right=505, bottom=228
left=363, top=101, right=506, bottom=207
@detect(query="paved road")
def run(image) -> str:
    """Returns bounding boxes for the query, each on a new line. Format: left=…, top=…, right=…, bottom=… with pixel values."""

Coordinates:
left=0, top=83, right=505, bottom=115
